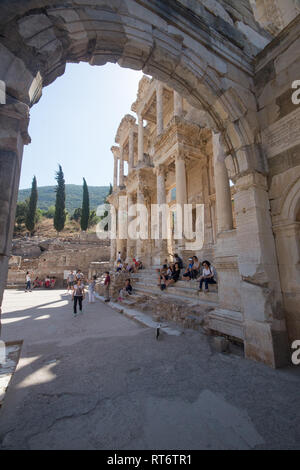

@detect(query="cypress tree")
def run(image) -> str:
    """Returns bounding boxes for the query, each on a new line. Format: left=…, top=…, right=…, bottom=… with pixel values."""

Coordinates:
left=81, top=177, right=90, bottom=231
left=25, top=176, right=38, bottom=236
left=54, top=165, right=66, bottom=233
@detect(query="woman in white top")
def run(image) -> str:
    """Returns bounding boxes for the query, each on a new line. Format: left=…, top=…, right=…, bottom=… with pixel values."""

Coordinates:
left=25, top=271, right=32, bottom=292
left=199, top=261, right=217, bottom=292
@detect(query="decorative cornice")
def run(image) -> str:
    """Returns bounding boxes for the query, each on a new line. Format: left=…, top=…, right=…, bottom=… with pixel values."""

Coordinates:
left=115, top=114, right=136, bottom=144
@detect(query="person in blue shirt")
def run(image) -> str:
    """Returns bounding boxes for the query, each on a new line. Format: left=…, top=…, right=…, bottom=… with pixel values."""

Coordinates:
left=182, top=258, right=194, bottom=281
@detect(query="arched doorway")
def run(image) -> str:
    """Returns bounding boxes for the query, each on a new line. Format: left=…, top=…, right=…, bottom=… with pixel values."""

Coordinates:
left=0, top=1, right=290, bottom=367
left=273, top=175, right=300, bottom=343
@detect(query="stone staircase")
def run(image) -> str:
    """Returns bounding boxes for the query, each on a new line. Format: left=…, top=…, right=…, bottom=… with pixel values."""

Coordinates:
left=107, top=267, right=219, bottom=332
left=131, top=267, right=219, bottom=306
left=103, top=268, right=244, bottom=344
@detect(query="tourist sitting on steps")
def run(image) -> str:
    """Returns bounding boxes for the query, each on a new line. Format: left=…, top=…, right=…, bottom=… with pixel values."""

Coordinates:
left=182, top=258, right=194, bottom=281
left=116, top=261, right=123, bottom=272
left=199, top=261, right=217, bottom=293
left=158, top=264, right=169, bottom=288
left=171, top=253, right=183, bottom=270
left=191, top=256, right=201, bottom=279
left=33, top=277, right=42, bottom=288
left=119, top=279, right=133, bottom=300
left=161, top=263, right=181, bottom=290
left=44, top=275, right=50, bottom=288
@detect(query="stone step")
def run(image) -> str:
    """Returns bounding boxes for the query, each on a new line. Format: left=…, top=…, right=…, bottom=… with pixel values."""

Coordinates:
left=134, top=285, right=218, bottom=306
left=133, top=278, right=218, bottom=296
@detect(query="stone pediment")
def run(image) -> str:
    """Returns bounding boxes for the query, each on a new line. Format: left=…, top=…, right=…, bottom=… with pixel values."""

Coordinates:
left=115, top=114, right=136, bottom=144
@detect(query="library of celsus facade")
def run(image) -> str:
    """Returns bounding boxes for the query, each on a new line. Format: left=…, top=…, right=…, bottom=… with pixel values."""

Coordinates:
left=0, top=0, right=299, bottom=368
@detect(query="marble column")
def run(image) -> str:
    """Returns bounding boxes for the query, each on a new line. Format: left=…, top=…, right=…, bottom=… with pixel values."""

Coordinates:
left=136, top=186, right=145, bottom=259
left=119, top=145, right=124, bottom=187
left=138, top=113, right=144, bottom=163
left=156, top=165, right=168, bottom=262
left=126, top=192, right=134, bottom=262
left=212, top=133, right=233, bottom=234
left=113, top=154, right=118, bottom=190
left=156, top=82, right=164, bottom=136
left=175, top=153, right=187, bottom=254
left=110, top=205, right=117, bottom=265
left=128, top=128, right=134, bottom=173
left=174, top=91, right=183, bottom=117
left=0, top=102, right=30, bottom=329
left=176, top=153, right=187, bottom=207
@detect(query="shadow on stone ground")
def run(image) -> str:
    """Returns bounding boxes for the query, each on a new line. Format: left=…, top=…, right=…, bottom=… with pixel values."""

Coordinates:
left=0, top=290, right=299, bottom=450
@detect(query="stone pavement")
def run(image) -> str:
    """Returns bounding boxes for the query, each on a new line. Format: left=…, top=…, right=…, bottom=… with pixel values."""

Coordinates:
left=0, top=289, right=299, bottom=450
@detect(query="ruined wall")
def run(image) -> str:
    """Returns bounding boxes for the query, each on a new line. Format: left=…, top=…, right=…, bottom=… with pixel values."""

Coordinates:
left=7, top=237, right=110, bottom=287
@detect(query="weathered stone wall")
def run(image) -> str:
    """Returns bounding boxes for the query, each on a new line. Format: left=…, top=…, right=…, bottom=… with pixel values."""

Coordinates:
left=7, top=237, right=110, bottom=287
left=255, top=16, right=300, bottom=342
left=250, top=0, right=300, bottom=34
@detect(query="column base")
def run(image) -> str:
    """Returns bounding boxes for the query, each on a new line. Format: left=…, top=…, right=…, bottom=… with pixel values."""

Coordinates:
left=244, top=320, right=291, bottom=368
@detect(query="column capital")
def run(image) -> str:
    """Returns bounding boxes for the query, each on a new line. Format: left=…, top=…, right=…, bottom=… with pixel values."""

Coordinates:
left=0, top=102, right=31, bottom=151
left=111, top=146, right=120, bottom=158
left=175, top=151, right=187, bottom=163
left=156, top=81, right=163, bottom=92
left=155, top=164, right=165, bottom=177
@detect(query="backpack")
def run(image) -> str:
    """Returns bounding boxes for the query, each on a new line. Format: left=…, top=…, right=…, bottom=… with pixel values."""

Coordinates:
left=211, top=265, right=218, bottom=282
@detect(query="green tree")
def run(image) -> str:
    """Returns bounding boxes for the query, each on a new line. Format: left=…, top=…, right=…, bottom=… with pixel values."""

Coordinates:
left=54, top=165, right=66, bottom=233
left=81, top=178, right=90, bottom=231
left=25, top=176, right=38, bottom=235
left=71, top=207, right=82, bottom=222
left=44, top=205, right=55, bottom=219
left=14, top=200, right=29, bottom=234
left=88, top=210, right=101, bottom=228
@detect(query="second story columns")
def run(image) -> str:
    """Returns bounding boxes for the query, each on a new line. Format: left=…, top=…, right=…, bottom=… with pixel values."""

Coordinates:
left=128, top=128, right=134, bottom=173
left=175, top=152, right=187, bottom=208
left=138, top=113, right=144, bottom=163
left=119, top=145, right=124, bottom=187
left=156, top=82, right=164, bottom=136
left=111, top=146, right=119, bottom=190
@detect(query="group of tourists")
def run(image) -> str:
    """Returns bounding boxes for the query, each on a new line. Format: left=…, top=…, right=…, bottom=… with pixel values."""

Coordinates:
left=115, top=252, right=143, bottom=273
left=157, top=253, right=217, bottom=292
left=66, top=270, right=100, bottom=316
left=24, top=250, right=217, bottom=317
left=25, top=272, right=56, bottom=292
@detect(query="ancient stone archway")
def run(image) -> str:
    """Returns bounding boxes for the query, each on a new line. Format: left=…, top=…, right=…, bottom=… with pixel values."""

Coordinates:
left=0, top=0, right=292, bottom=367
left=273, top=174, right=300, bottom=343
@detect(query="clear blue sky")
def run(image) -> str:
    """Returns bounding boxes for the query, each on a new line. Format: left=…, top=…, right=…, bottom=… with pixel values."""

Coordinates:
left=20, top=63, right=143, bottom=189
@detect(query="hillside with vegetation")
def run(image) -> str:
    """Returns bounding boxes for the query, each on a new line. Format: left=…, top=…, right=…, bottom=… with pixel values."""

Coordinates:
left=18, top=184, right=110, bottom=213
left=15, top=183, right=111, bottom=237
